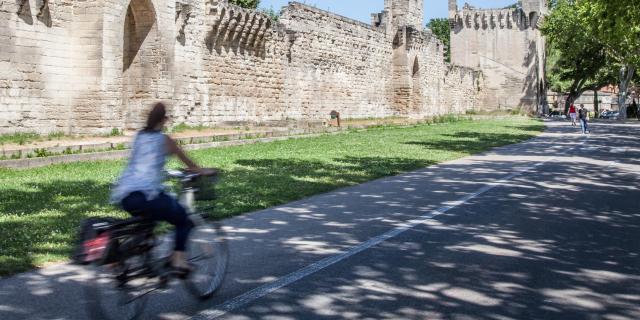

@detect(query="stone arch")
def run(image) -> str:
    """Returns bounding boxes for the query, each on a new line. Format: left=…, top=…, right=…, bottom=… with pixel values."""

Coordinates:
left=412, top=57, right=420, bottom=78
left=122, top=0, right=161, bottom=130
left=529, top=12, right=538, bottom=29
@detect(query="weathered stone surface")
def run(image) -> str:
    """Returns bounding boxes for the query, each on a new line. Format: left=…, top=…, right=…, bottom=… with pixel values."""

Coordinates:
left=0, top=0, right=485, bottom=135
left=449, top=0, right=547, bottom=111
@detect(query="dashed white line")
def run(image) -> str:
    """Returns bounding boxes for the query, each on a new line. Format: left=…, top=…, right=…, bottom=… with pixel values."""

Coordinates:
left=190, top=156, right=562, bottom=320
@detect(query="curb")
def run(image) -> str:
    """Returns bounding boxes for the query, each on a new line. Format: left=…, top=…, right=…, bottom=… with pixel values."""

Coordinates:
left=0, top=126, right=352, bottom=169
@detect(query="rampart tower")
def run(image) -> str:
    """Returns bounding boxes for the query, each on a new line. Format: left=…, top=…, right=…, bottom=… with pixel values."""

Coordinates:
left=384, top=0, right=424, bottom=31
left=449, top=0, right=548, bottom=111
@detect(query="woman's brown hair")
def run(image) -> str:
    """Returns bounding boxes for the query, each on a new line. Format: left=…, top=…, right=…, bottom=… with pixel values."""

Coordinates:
left=144, top=102, right=167, bottom=132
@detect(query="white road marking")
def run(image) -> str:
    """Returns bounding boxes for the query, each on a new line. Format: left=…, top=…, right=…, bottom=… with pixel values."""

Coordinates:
left=190, top=157, right=565, bottom=319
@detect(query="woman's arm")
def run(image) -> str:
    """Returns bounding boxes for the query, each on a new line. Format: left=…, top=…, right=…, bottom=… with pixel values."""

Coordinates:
left=165, top=135, right=200, bottom=171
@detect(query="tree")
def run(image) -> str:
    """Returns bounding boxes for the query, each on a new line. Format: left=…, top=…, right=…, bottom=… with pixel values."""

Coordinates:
left=258, top=6, right=280, bottom=22
left=577, top=0, right=640, bottom=119
left=229, top=0, right=260, bottom=9
left=427, top=18, right=450, bottom=63
left=541, top=0, right=614, bottom=113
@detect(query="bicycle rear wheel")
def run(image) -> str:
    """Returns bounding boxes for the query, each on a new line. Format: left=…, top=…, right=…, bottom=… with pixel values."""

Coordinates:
left=184, top=221, right=228, bottom=300
left=84, top=253, right=153, bottom=320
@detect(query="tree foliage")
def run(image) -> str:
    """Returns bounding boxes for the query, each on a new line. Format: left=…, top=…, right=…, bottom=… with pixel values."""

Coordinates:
left=228, top=0, right=260, bottom=9
left=543, top=0, right=640, bottom=117
left=427, top=18, right=451, bottom=63
left=576, top=0, right=639, bottom=118
left=258, top=6, right=280, bottom=22
left=577, top=0, right=640, bottom=69
left=541, top=0, right=614, bottom=111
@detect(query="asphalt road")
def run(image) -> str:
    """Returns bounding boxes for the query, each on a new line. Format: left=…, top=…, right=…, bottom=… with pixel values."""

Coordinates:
left=1, top=120, right=639, bottom=320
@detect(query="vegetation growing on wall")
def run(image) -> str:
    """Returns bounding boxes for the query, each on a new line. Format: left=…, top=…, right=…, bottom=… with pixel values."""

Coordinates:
left=259, top=6, right=280, bottom=22
left=229, top=0, right=259, bottom=9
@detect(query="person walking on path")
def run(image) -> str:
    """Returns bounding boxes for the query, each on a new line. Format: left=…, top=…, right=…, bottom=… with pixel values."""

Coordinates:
left=569, top=103, right=577, bottom=126
left=578, top=104, right=589, bottom=134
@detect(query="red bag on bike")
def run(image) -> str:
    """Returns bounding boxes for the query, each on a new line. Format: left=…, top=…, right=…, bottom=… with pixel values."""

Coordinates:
left=71, top=218, right=117, bottom=265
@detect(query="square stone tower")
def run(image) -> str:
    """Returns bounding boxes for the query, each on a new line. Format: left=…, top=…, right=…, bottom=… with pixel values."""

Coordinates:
left=384, top=0, right=424, bottom=30
left=448, top=0, right=548, bottom=112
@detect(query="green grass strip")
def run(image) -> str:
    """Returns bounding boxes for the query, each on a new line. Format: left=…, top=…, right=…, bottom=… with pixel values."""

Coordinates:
left=0, top=117, right=543, bottom=276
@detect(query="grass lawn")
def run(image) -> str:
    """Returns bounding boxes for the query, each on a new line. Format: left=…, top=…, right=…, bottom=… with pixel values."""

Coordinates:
left=0, top=117, right=543, bottom=276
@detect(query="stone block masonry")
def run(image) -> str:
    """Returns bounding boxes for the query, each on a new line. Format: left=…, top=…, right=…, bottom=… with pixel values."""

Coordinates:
left=0, top=0, right=485, bottom=135
left=449, top=0, right=547, bottom=111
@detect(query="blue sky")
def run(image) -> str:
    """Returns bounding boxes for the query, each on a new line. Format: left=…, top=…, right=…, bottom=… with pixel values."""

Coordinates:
left=259, top=1, right=518, bottom=24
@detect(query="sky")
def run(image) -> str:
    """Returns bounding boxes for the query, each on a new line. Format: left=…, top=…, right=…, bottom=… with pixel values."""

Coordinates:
left=258, top=0, right=519, bottom=24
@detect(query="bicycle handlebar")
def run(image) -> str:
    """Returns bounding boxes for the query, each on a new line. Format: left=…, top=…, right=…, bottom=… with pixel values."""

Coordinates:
left=165, top=168, right=218, bottom=183
left=166, top=169, right=198, bottom=180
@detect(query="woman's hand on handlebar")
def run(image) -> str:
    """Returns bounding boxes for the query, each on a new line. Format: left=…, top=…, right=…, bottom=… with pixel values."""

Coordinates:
left=186, top=167, right=217, bottom=176
left=197, top=168, right=218, bottom=176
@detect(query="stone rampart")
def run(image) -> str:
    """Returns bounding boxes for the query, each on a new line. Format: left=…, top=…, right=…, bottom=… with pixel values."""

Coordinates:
left=449, top=0, right=546, bottom=111
left=0, top=0, right=485, bottom=135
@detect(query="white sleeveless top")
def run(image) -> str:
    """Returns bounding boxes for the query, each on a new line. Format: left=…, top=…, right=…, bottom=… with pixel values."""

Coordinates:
left=110, top=131, right=168, bottom=203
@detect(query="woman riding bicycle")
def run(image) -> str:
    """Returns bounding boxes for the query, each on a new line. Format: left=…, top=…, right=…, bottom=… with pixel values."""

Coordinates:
left=110, top=102, right=214, bottom=275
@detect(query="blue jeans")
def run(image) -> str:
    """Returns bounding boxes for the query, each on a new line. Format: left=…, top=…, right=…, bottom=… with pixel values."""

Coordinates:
left=580, top=119, right=588, bottom=133
left=121, top=191, right=193, bottom=251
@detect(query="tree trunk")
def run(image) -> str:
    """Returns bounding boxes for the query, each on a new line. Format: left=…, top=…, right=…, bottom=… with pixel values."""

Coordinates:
left=594, top=90, right=599, bottom=118
left=618, top=65, right=636, bottom=120
left=564, top=91, right=577, bottom=114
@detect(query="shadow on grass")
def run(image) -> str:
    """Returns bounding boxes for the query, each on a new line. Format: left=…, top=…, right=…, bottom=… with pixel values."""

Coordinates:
left=0, top=180, right=117, bottom=276
left=0, top=121, right=543, bottom=276
left=207, top=156, right=436, bottom=219
left=0, top=156, right=436, bottom=276
left=3, top=122, right=640, bottom=320
left=406, top=131, right=537, bottom=154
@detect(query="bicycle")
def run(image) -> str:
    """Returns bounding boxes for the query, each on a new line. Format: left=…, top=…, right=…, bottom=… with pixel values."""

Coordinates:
left=81, top=169, right=228, bottom=320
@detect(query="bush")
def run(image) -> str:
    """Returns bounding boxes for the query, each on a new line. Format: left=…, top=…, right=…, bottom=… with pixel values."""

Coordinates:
left=109, top=128, right=123, bottom=137
left=229, top=0, right=259, bottom=9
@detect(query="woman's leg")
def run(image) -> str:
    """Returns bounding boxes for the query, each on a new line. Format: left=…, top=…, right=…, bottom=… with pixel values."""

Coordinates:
left=147, top=193, right=194, bottom=253
left=121, top=191, right=148, bottom=216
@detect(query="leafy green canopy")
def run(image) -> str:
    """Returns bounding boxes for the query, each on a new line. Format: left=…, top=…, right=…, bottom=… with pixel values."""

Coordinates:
left=578, top=0, right=640, bottom=69
left=542, top=0, right=613, bottom=94
left=229, top=0, right=260, bottom=9
left=576, top=0, right=639, bottom=117
left=427, top=18, right=451, bottom=63
left=541, top=0, right=638, bottom=112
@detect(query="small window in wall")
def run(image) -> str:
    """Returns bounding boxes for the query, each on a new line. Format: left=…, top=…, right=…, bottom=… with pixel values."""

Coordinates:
left=412, top=58, right=420, bottom=78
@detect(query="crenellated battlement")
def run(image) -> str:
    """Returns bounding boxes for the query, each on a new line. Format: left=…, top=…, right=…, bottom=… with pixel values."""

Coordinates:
left=448, top=0, right=548, bottom=110
left=0, top=0, right=484, bottom=134
left=204, top=0, right=275, bottom=53
left=449, top=7, right=539, bottom=31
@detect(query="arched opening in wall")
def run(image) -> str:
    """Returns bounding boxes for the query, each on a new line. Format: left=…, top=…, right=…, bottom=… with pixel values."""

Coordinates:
left=411, top=57, right=422, bottom=111
left=529, top=12, right=538, bottom=29
left=122, top=0, right=161, bottom=130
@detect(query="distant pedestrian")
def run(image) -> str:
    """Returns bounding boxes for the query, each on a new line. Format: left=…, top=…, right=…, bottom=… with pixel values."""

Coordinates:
left=568, top=103, right=577, bottom=126
left=578, top=104, right=589, bottom=134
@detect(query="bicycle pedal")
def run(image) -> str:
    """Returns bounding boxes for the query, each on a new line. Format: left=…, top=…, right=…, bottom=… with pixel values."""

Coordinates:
left=158, top=275, right=169, bottom=289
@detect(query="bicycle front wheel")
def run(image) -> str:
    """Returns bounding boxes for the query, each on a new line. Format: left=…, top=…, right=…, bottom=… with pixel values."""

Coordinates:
left=184, top=221, right=229, bottom=300
left=84, top=254, right=152, bottom=320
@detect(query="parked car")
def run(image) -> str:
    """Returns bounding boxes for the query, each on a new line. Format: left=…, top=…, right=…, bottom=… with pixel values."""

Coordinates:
left=600, top=111, right=619, bottom=120
left=548, top=110, right=563, bottom=118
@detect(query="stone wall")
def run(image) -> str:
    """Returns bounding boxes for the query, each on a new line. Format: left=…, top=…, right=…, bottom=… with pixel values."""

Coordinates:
left=0, top=0, right=485, bottom=135
left=449, top=0, right=546, bottom=111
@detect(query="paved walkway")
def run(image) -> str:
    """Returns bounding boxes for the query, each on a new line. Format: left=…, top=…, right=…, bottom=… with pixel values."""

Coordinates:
left=1, top=120, right=639, bottom=320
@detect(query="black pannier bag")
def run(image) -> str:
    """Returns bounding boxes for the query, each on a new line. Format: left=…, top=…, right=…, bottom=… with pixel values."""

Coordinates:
left=71, top=218, right=119, bottom=265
